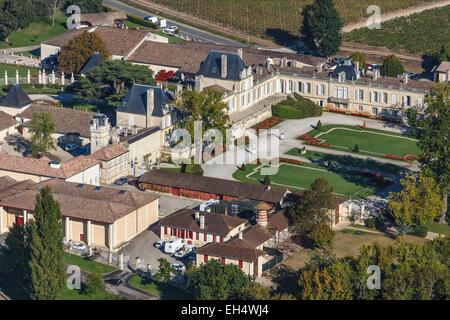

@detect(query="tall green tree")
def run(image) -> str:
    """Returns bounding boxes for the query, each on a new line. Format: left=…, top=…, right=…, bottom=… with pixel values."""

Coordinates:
left=301, top=0, right=343, bottom=57
left=288, top=178, right=335, bottom=233
left=174, top=88, right=230, bottom=139
left=388, top=174, right=444, bottom=227
left=381, top=55, right=404, bottom=77
left=28, top=187, right=65, bottom=300
left=75, top=60, right=155, bottom=106
left=85, top=264, right=104, bottom=297
left=30, top=112, right=56, bottom=158
left=154, top=258, right=175, bottom=283
left=0, top=223, right=31, bottom=292
left=408, top=83, right=450, bottom=221
left=59, top=32, right=110, bottom=74
left=186, top=260, right=252, bottom=300
left=350, top=52, right=366, bottom=70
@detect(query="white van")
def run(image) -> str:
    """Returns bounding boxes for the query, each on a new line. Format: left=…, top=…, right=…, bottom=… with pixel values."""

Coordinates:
left=164, top=238, right=184, bottom=254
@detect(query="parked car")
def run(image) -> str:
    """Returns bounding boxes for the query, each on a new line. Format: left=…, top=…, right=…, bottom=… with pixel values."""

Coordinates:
left=105, top=278, right=123, bottom=287
left=174, top=244, right=196, bottom=258
left=154, top=239, right=165, bottom=249
left=172, top=262, right=186, bottom=273
left=144, top=16, right=158, bottom=23
left=114, top=177, right=129, bottom=185
left=65, top=143, right=78, bottom=152
left=164, top=238, right=184, bottom=254
left=164, top=26, right=178, bottom=34
left=71, top=242, right=87, bottom=251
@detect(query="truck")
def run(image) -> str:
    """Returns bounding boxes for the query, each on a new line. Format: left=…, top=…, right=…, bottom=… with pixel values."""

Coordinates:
left=164, top=238, right=184, bottom=254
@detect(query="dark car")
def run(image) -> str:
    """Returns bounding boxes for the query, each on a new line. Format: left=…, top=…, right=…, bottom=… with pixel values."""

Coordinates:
left=105, top=278, right=123, bottom=286
left=114, top=177, right=129, bottom=185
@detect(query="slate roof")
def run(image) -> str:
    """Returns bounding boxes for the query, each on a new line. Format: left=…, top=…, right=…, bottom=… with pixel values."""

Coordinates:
left=160, top=209, right=248, bottom=237
left=198, top=51, right=248, bottom=81
left=17, top=104, right=95, bottom=138
left=79, top=53, right=103, bottom=74
left=332, top=64, right=358, bottom=81
left=0, top=179, right=159, bottom=224
left=0, top=85, right=32, bottom=108
left=139, top=170, right=289, bottom=204
left=117, top=84, right=174, bottom=117
left=0, top=111, right=17, bottom=131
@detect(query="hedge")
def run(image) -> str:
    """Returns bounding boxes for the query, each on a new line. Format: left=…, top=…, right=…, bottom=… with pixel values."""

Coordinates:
left=272, top=94, right=322, bottom=119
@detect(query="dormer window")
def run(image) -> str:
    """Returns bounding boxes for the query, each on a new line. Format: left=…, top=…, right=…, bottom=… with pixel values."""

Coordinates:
left=212, top=67, right=217, bottom=74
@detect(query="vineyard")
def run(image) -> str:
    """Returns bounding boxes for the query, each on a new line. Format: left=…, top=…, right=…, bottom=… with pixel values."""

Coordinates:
left=147, top=0, right=441, bottom=39
left=344, top=5, right=450, bottom=54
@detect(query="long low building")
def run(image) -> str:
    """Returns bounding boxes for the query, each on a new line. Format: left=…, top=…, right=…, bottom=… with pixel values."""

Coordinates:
left=139, top=170, right=289, bottom=207
left=0, top=177, right=159, bottom=251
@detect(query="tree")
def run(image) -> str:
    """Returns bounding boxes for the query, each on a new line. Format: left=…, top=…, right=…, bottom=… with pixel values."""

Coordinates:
left=408, top=83, right=450, bottom=221
left=381, top=55, right=404, bottom=77
left=59, top=32, right=110, bottom=74
left=388, top=174, right=444, bottom=227
left=288, top=178, right=335, bottom=233
left=85, top=264, right=104, bottom=297
left=30, top=112, right=56, bottom=158
left=0, top=223, right=31, bottom=292
left=309, top=223, right=334, bottom=248
left=187, top=260, right=252, bottom=300
left=154, top=258, right=174, bottom=283
left=351, top=52, right=366, bottom=70
left=242, top=282, right=271, bottom=300
left=28, top=187, right=65, bottom=300
left=353, top=144, right=359, bottom=153
left=263, top=175, right=271, bottom=186
left=300, top=0, right=343, bottom=57
left=316, top=120, right=322, bottom=130
left=64, top=0, right=103, bottom=13
left=174, top=88, right=230, bottom=139
left=75, top=60, right=155, bottom=107
left=433, top=42, right=450, bottom=64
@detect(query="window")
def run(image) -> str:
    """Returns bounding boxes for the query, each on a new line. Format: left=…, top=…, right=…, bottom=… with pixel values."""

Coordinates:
left=298, top=82, right=304, bottom=92
left=382, top=108, right=388, bottom=116
left=359, top=105, right=364, bottom=112
left=220, top=236, right=224, bottom=243
left=334, top=86, right=348, bottom=99
left=203, top=233, right=207, bottom=242
left=403, top=95, right=411, bottom=106
left=306, top=83, right=311, bottom=94
left=371, top=91, right=379, bottom=103
left=417, top=98, right=424, bottom=107
left=238, top=260, right=243, bottom=269
left=317, top=84, right=325, bottom=96
left=392, top=94, right=398, bottom=105
left=355, top=89, right=364, bottom=101
left=189, top=231, right=193, bottom=239
left=319, top=100, right=324, bottom=107
left=382, top=93, right=388, bottom=104
left=372, top=107, right=378, bottom=115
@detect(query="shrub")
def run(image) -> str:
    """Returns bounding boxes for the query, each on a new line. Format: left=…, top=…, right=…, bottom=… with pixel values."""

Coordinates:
left=272, top=94, right=322, bottom=119
left=263, top=175, right=271, bottom=186
left=354, top=144, right=360, bottom=153
left=365, top=217, right=379, bottom=229
left=413, top=225, right=428, bottom=238
left=240, top=163, right=247, bottom=171
left=186, top=164, right=204, bottom=176
left=309, top=223, right=334, bottom=248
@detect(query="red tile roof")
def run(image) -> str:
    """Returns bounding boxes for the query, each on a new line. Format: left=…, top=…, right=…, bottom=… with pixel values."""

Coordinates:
left=197, top=241, right=265, bottom=262
left=90, top=144, right=128, bottom=162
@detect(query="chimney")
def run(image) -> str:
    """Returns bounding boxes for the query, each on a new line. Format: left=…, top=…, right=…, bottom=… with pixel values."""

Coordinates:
left=373, top=69, right=379, bottom=81
left=199, top=215, right=205, bottom=229
left=404, top=73, right=409, bottom=84
left=237, top=48, right=243, bottom=59
left=238, top=231, right=243, bottom=240
left=146, top=88, right=155, bottom=128
left=221, top=54, right=228, bottom=79
left=256, top=202, right=269, bottom=228
left=355, top=61, right=360, bottom=79
left=195, top=211, right=200, bottom=221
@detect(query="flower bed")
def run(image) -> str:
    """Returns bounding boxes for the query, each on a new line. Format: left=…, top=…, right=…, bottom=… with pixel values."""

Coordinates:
left=383, top=154, right=418, bottom=162
left=279, top=157, right=303, bottom=165
left=252, top=117, right=282, bottom=133
left=298, top=134, right=331, bottom=148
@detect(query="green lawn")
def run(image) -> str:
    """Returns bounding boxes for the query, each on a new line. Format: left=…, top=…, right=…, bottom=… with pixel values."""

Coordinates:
left=233, top=163, right=378, bottom=198
left=0, top=63, right=40, bottom=77
left=0, top=12, right=67, bottom=49
left=128, top=275, right=191, bottom=300
left=285, top=149, right=405, bottom=175
left=63, top=252, right=117, bottom=274
left=308, top=124, right=419, bottom=157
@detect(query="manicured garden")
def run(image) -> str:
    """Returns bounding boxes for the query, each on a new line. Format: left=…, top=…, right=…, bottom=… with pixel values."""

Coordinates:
left=272, top=94, right=322, bottom=119
left=302, top=124, right=419, bottom=159
left=128, top=275, right=191, bottom=300
left=0, top=63, right=39, bottom=78
left=233, top=162, right=379, bottom=198
left=63, top=252, right=117, bottom=274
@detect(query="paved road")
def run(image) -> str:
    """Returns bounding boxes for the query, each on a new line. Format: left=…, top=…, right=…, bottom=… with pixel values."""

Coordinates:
left=103, top=0, right=245, bottom=46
